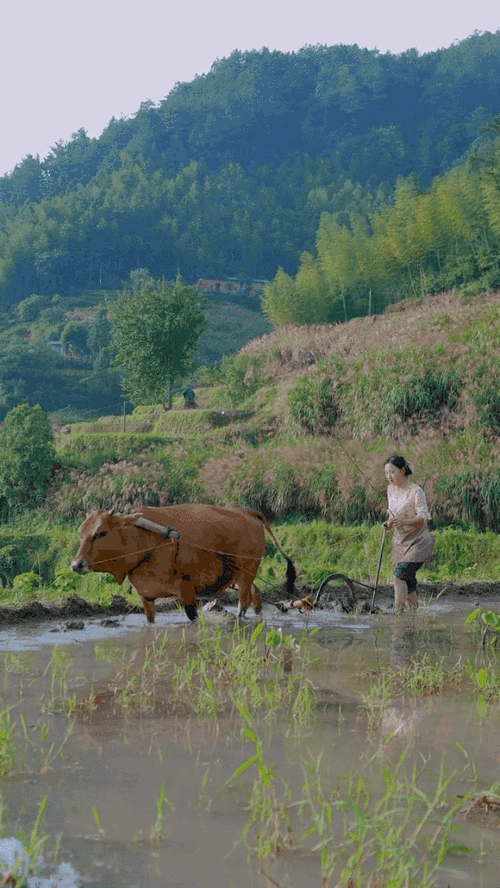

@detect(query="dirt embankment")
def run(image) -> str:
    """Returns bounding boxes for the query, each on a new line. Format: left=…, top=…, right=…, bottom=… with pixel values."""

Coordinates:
left=0, top=581, right=498, bottom=627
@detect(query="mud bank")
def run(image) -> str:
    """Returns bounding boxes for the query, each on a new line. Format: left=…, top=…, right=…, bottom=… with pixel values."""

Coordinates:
left=0, top=580, right=498, bottom=626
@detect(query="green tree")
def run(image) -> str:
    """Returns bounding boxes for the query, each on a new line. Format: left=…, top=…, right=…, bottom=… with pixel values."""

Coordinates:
left=112, top=273, right=207, bottom=409
left=88, top=304, right=114, bottom=370
left=0, top=404, right=56, bottom=506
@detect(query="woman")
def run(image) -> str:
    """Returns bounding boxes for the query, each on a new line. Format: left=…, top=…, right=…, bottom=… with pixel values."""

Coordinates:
left=384, top=455, right=435, bottom=613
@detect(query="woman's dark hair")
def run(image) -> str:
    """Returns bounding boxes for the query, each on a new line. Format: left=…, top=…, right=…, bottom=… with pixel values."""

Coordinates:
left=384, top=454, right=413, bottom=476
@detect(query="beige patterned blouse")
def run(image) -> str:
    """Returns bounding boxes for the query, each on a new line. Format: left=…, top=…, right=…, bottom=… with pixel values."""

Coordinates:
left=387, top=482, right=435, bottom=565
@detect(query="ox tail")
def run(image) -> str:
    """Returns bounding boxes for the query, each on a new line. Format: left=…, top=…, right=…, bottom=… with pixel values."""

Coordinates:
left=247, top=509, right=296, bottom=598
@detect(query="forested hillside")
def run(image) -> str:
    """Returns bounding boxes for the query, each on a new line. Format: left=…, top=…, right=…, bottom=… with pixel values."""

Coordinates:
left=1, top=32, right=500, bottom=304
left=3, top=289, right=500, bottom=596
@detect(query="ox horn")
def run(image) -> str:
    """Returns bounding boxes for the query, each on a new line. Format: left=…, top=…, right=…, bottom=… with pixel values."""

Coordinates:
left=133, top=515, right=179, bottom=539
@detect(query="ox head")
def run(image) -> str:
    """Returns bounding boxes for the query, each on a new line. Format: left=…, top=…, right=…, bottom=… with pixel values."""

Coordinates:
left=71, top=511, right=123, bottom=581
left=71, top=510, right=179, bottom=585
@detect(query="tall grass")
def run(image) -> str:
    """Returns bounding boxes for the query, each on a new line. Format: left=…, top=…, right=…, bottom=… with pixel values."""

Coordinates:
left=435, top=470, right=500, bottom=531
left=287, top=375, right=339, bottom=434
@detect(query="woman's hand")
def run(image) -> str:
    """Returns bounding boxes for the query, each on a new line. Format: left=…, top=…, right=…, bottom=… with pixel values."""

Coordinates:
left=386, top=515, right=425, bottom=531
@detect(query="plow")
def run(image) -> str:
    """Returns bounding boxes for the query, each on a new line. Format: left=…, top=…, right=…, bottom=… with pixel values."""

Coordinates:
left=272, top=573, right=383, bottom=615
left=271, top=525, right=388, bottom=615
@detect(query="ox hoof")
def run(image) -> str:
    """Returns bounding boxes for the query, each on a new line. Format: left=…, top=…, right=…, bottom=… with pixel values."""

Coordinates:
left=184, top=603, right=197, bottom=622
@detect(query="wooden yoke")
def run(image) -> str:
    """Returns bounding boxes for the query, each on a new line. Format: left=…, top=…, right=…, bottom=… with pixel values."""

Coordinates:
left=132, top=515, right=180, bottom=539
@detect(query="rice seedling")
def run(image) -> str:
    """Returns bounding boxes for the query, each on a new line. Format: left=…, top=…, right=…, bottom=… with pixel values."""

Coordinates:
left=229, top=709, right=473, bottom=886
left=92, top=805, right=104, bottom=837
left=171, top=620, right=318, bottom=724
left=465, top=607, right=500, bottom=647
left=462, top=655, right=500, bottom=717
left=0, top=706, right=18, bottom=776
left=300, top=752, right=471, bottom=888
left=0, top=795, right=50, bottom=886
left=112, top=634, right=171, bottom=713
left=361, top=674, right=393, bottom=733
left=229, top=701, right=296, bottom=860
left=36, top=719, right=75, bottom=775
left=387, top=653, right=451, bottom=697
left=148, top=783, right=174, bottom=842
left=41, top=648, right=74, bottom=713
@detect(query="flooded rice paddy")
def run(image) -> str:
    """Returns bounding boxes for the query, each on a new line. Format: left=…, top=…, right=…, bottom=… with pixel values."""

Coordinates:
left=1, top=595, right=500, bottom=888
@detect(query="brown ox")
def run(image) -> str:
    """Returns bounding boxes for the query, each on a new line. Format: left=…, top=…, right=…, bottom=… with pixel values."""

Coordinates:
left=71, top=504, right=295, bottom=623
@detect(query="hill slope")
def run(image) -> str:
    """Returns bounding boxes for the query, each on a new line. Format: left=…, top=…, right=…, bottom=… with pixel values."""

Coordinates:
left=51, top=289, right=500, bottom=536
left=3, top=289, right=500, bottom=598
left=1, top=33, right=500, bottom=301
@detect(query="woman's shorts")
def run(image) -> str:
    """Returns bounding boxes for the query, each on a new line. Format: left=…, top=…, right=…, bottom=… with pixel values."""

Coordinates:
left=394, top=561, right=424, bottom=592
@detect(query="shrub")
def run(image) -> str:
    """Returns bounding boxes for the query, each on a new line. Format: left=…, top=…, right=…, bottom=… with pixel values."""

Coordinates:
left=16, top=293, right=51, bottom=322
left=389, top=369, right=462, bottom=420
left=60, top=319, right=90, bottom=356
left=288, top=376, right=338, bottom=434
left=220, top=354, right=261, bottom=407
left=0, top=404, right=56, bottom=506
left=0, top=545, right=32, bottom=587
left=12, top=571, right=41, bottom=597
left=473, top=381, right=500, bottom=432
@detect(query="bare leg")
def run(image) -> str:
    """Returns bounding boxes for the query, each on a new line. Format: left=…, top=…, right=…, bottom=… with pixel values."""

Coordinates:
left=393, top=577, right=409, bottom=613
left=407, top=590, right=419, bottom=610
left=394, top=577, right=418, bottom=613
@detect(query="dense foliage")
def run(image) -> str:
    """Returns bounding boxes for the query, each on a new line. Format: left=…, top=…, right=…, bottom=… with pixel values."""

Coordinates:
left=1, top=33, right=500, bottom=302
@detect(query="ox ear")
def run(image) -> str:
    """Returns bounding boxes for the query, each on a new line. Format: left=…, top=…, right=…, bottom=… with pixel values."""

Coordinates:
left=108, top=507, right=115, bottom=516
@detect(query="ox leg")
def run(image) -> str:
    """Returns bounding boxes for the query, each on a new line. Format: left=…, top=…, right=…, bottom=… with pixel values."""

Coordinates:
left=182, top=586, right=198, bottom=622
left=237, top=583, right=252, bottom=619
left=251, top=584, right=262, bottom=615
left=142, top=597, right=156, bottom=624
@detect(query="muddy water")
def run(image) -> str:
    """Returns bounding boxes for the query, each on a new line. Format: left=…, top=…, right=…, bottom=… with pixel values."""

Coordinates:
left=1, top=597, right=499, bottom=887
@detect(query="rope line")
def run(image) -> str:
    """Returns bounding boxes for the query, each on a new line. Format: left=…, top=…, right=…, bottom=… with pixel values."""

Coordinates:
left=86, top=532, right=274, bottom=588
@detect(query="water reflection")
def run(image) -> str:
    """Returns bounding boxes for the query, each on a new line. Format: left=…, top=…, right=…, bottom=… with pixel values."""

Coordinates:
left=0, top=602, right=499, bottom=887
left=29, top=861, right=81, bottom=887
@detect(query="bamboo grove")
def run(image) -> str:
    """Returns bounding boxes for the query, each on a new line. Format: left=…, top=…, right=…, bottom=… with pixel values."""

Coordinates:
left=262, top=130, right=500, bottom=325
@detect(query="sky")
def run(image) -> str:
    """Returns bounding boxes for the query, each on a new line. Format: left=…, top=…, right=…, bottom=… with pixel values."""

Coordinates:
left=1, top=0, right=499, bottom=178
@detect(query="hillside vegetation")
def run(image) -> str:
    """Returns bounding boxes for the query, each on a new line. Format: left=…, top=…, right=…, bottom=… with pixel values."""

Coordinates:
left=2, top=289, right=500, bottom=602
left=1, top=33, right=500, bottom=302
left=51, top=288, right=500, bottom=527
left=0, top=287, right=270, bottom=420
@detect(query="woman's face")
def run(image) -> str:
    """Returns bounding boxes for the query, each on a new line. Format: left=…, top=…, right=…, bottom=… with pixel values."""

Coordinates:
left=385, top=462, right=408, bottom=486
